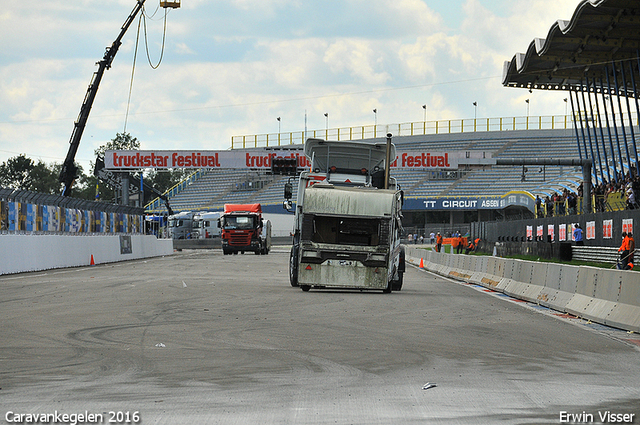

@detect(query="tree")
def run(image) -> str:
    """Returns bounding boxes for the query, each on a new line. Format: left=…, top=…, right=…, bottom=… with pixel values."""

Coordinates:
left=0, top=155, right=62, bottom=193
left=30, top=161, right=62, bottom=194
left=0, top=155, right=35, bottom=190
left=94, top=132, right=140, bottom=159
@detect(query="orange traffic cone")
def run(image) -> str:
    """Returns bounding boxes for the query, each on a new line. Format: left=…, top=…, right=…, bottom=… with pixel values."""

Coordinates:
left=419, top=258, right=424, bottom=268
left=90, top=255, right=95, bottom=266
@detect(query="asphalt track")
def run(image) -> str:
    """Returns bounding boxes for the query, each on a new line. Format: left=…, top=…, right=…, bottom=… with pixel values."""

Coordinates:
left=1, top=248, right=639, bottom=425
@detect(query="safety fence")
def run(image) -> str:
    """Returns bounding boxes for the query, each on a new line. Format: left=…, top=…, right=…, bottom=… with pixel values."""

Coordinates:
left=0, top=188, right=145, bottom=234
left=404, top=246, right=639, bottom=332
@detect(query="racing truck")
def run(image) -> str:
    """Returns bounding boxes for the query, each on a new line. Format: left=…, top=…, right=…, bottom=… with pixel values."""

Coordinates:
left=284, top=136, right=405, bottom=292
left=191, top=211, right=221, bottom=239
left=218, top=204, right=271, bottom=255
left=167, top=211, right=194, bottom=239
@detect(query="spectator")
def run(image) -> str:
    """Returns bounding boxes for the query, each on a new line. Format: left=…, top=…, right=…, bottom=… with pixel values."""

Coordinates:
left=457, top=233, right=464, bottom=254
left=430, top=231, right=435, bottom=244
left=435, top=232, right=443, bottom=253
left=573, top=224, right=583, bottom=246
left=567, top=192, right=577, bottom=215
left=626, top=181, right=636, bottom=209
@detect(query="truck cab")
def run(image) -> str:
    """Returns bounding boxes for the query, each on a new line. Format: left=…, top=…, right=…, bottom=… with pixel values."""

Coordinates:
left=218, top=204, right=271, bottom=255
left=167, top=211, right=194, bottom=239
left=286, top=137, right=405, bottom=292
left=191, top=211, right=221, bottom=239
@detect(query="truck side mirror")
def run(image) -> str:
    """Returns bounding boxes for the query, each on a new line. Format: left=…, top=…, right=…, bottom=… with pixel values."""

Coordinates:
left=284, top=182, right=293, bottom=200
left=217, top=218, right=221, bottom=228
left=283, top=200, right=293, bottom=212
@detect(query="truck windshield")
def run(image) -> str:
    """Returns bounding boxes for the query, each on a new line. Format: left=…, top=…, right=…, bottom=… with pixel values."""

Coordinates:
left=310, top=216, right=383, bottom=246
left=222, top=216, right=255, bottom=230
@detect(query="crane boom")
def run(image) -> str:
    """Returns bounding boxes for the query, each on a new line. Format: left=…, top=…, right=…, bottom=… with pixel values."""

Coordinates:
left=59, top=0, right=147, bottom=196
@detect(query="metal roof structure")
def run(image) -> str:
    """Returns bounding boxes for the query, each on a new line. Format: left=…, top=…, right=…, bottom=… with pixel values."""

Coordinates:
left=502, top=0, right=640, bottom=94
left=502, top=0, right=640, bottom=189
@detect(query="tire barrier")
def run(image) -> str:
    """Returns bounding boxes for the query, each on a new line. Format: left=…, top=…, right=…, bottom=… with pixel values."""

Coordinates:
left=404, top=245, right=639, bottom=332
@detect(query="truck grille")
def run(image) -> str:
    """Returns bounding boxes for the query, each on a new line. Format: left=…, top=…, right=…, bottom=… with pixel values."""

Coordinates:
left=229, top=233, right=251, bottom=246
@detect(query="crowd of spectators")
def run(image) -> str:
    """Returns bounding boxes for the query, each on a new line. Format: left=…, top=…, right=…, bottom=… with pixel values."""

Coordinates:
left=535, top=169, right=640, bottom=217
left=592, top=169, right=640, bottom=212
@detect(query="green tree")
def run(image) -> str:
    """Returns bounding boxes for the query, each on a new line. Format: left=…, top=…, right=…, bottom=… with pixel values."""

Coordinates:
left=94, top=132, right=140, bottom=159
left=0, top=155, right=63, bottom=193
left=30, top=161, right=62, bottom=194
left=0, top=154, right=35, bottom=190
left=91, top=132, right=141, bottom=203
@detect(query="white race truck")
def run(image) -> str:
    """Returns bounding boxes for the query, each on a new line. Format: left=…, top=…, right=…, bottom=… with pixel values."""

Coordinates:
left=284, top=136, right=405, bottom=293
left=191, top=211, right=221, bottom=239
left=167, top=211, right=194, bottom=239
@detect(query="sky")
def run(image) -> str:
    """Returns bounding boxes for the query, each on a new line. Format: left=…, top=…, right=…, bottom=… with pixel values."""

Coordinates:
left=0, top=0, right=583, bottom=174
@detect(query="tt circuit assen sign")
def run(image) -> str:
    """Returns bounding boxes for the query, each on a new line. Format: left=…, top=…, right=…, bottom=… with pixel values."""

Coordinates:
left=104, top=148, right=474, bottom=170
left=403, top=192, right=535, bottom=212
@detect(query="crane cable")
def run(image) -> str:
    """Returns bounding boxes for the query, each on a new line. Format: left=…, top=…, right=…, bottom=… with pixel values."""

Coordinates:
left=123, top=4, right=169, bottom=132
left=142, top=6, right=168, bottom=70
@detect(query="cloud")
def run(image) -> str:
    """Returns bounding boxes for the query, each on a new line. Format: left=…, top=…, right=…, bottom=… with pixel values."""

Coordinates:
left=0, top=0, right=583, bottom=171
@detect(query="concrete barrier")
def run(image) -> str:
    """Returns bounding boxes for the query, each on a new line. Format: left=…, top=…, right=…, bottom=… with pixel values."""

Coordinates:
left=550, top=264, right=580, bottom=312
left=605, top=272, right=640, bottom=332
left=581, top=268, right=623, bottom=325
left=480, top=257, right=504, bottom=289
left=469, top=255, right=487, bottom=285
left=0, top=234, right=173, bottom=275
left=519, top=262, right=548, bottom=303
left=403, top=245, right=638, bottom=332
left=565, top=266, right=600, bottom=318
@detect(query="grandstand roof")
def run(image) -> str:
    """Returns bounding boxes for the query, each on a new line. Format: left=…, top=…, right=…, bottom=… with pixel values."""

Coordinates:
left=502, top=0, right=640, bottom=94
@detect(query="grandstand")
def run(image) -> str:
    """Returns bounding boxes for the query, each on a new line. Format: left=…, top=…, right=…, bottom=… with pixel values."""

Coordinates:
left=146, top=127, right=586, bottom=215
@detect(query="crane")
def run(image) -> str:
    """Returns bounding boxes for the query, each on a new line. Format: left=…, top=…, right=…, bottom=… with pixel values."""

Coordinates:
left=59, top=0, right=180, bottom=196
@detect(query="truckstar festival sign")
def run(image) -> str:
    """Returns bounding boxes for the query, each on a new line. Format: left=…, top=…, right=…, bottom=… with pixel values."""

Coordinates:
left=104, top=149, right=464, bottom=170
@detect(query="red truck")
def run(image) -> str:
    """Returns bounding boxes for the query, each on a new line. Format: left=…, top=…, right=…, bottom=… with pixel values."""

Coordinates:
left=218, top=204, right=271, bottom=255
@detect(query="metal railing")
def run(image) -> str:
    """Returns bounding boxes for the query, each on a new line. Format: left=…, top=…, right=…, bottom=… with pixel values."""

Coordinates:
left=231, top=114, right=577, bottom=149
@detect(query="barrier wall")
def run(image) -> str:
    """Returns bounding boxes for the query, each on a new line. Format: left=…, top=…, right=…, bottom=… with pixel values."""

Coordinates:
left=0, top=234, right=173, bottom=275
left=404, top=246, right=640, bottom=332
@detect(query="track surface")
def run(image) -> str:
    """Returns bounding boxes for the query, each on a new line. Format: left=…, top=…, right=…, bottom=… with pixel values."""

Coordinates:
left=1, top=249, right=639, bottom=424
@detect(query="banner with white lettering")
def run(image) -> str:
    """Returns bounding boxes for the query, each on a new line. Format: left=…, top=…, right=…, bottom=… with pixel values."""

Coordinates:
left=403, top=191, right=534, bottom=211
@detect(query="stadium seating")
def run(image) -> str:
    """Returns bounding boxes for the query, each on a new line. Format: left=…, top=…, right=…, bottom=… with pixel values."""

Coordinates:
left=147, top=130, right=594, bottom=214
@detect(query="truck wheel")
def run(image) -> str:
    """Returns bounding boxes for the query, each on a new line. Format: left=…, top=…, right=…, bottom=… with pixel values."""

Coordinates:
left=392, top=271, right=404, bottom=291
left=383, top=280, right=392, bottom=294
left=301, top=285, right=310, bottom=292
left=289, top=247, right=299, bottom=287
